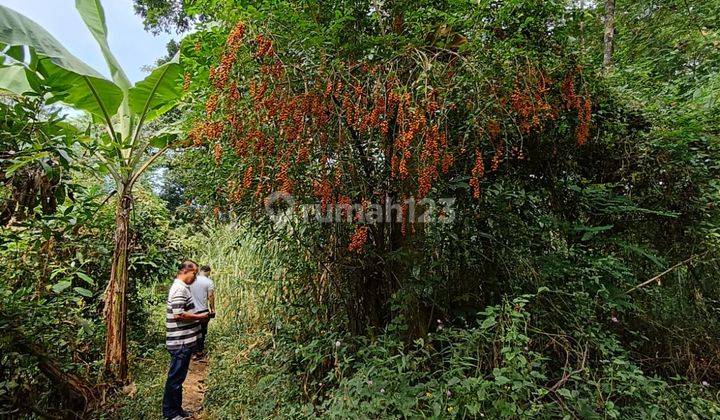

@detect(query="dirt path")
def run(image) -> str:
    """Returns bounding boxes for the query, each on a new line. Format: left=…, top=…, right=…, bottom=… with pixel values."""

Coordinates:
left=184, top=358, right=208, bottom=418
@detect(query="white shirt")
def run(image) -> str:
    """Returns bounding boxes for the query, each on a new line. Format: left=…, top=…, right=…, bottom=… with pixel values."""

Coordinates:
left=190, top=275, right=215, bottom=312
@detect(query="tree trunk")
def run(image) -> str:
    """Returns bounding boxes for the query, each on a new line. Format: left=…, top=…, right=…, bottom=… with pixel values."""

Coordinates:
left=579, top=0, right=585, bottom=55
left=103, top=190, right=132, bottom=383
left=603, top=0, right=616, bottom=73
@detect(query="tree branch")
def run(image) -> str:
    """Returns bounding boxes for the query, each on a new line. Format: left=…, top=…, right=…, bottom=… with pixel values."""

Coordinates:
left=331, top=96, right=374, bottom=181
left=626, top=251, right=709, bottom=293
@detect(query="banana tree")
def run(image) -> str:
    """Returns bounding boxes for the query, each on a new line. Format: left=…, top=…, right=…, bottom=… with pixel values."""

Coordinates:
left=0, top=0, right=184, bottom=382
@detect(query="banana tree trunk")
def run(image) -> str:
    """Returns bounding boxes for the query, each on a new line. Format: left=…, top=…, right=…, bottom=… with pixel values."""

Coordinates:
left=103, top=189, right=132, bottom=382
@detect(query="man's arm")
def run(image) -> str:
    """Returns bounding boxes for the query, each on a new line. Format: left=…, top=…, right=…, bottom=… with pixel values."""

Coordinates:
left=208, top=279, right=216, bottom=313
left=175, top=311, right=209, bottom=321
left=170, top=291, right=209, bottom=321
left=208, top=291, right=215, bottom=313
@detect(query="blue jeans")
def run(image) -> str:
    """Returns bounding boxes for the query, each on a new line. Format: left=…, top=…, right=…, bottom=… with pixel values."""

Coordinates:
left=162, top=346, right=194, bottom=418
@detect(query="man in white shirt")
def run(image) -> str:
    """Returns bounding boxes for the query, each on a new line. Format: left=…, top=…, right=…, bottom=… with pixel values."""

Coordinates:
left=190, top=265, right=215, bottom=359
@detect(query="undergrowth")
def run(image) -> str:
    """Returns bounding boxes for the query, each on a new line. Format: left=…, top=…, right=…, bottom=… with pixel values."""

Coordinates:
left=195, top=224, right=720, bottom=419
left=102, top=283, right=175, bottom=419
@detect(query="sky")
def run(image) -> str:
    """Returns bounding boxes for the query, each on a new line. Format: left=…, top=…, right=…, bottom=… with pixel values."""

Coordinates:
left=0, top=0, right=174, bottom=83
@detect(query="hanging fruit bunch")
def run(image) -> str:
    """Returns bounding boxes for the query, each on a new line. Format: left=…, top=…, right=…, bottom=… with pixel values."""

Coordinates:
left=188, top=20, right=592, bottom=252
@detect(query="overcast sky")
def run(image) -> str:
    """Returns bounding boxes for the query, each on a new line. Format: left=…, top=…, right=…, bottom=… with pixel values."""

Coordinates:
left=1, top=0, right=174, bottom=83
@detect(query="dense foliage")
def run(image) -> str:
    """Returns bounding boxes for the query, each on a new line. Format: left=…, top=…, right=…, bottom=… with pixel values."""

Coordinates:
left=1, top=0, right=719, bottom=417
left=0, top=121, right=181, bottom=416
left=155, top=0, right=720, bottom=417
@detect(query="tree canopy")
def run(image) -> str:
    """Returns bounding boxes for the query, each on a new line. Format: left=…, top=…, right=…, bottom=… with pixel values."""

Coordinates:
left=1, top=0, right=720, bottom=417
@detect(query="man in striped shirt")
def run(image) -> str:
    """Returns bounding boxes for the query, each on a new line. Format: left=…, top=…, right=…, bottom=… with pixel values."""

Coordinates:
left=162, top=260, right=210, bottom=420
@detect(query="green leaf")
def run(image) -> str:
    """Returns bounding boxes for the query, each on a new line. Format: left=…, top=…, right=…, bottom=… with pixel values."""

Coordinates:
left=76, top=272, right=95, bottom=286
left=73, top=287, right=93, bottom=297
left=54, top=184, right=66, bottom=203
left=573, top=224, right=614, bottom=241
left=128, top=53, right=182, bottom=124
left=52, top=280, right=72, bottom=293
left=557, top=388, right=573, bottom=398
left=480, top=317, right=497, bottom=330
left=77, top=317, right=95, bottom=333
left=0, top=5, right=100, bottom=77
left=495, top=375, right=511, bottom=386
left=5, top=45, right=24, bottom=61
left=75, top=0, right=131, bottom=90
left=0, top=5, right=123, bottom=121
left=149, top=129, right=180, bottom=148
left=4, top=152, right=48, bottom=177
left=0, top=65, right=33, bottom=95
left=39, top=59, right=123, bottom=123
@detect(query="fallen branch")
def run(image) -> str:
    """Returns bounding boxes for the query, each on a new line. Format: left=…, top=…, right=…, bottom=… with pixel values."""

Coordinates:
left=626, top=251, right=709, bottom=293
left=9, top=328, right=100, bottom=415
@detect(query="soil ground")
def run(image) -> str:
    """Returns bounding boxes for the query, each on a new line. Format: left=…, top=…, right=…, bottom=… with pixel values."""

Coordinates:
left=184, top=357, right=208, bottom=419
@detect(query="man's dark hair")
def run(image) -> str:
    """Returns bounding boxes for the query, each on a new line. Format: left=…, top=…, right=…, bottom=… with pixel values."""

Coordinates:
left=178, top=260, right=198, bottom=274
left=200, top=265, right=211, bottom=273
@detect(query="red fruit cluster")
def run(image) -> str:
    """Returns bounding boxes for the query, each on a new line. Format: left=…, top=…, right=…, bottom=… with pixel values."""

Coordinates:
left=210, top=22, right=246, bottom=91
left=183, top=72, right=191, bottom=92
left=575, top=97, right=592, bottom=146
left=213, top=142, right=223, bottom=165
left=509, top=67, right=556, bottom=133
left=242, top=166, right=254, bottom=189
left=490, top=140, right=504, bottom=172
left=561, top=70, right=592, bottom=146
left=469, top=150, right=485, bottom=199
left=227, top=21, right=246, bottom=49
left=206, top=93, right=219, bottom=118
left=275, top=163, right=293, bottom=194
left=255, top=34, right=274, bottom=58
left=348, top=226, right=369, bottom=253
left=313, top=179, right=333, bottom=212
left=191, top=21, right=594, bottom=246
left=188, top=121, right=223, bottom=146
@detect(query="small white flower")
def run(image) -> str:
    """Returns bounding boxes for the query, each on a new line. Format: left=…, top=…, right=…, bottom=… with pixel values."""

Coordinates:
left=446, top=390, right=452, bottom=397
left=611, top=316, right=619, bottom=323
left=367, top=380, right=373, bottom=385
left=335, top=340, right=341, bottom=347
left=380, top=388, right=385, bottom=394
left=702, top=381, right=709, bottom=387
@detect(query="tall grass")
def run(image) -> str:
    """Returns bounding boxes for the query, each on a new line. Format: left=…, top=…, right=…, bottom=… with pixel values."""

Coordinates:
left=108, top=223, right=279, bottom=418
left=184, top=222, right=280, bottom=335
left=179, top=222, right=287, bottom=417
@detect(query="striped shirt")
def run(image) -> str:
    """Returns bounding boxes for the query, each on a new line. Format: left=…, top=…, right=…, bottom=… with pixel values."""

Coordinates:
left=166, top=279, right=201, bottom=350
